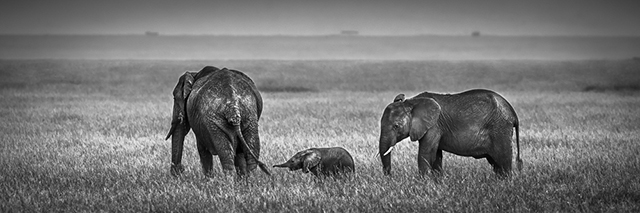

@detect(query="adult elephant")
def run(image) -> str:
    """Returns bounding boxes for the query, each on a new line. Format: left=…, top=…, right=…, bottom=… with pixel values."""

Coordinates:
left=165, top=66, right=270, bottom=177
left=378, top=89, right=522, bottom=176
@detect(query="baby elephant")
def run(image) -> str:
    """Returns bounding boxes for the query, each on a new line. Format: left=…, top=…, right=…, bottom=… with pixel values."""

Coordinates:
left=273, top=147, right=355, bottom=177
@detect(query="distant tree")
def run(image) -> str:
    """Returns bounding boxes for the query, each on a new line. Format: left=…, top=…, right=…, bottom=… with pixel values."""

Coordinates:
left=340, top=30, right=359, bottom=36
left=472, top=31, right=481, bottom=37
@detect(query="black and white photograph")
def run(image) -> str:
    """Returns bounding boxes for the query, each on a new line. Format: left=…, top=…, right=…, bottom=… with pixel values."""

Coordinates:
left=1, top=0, right=639, bottom=212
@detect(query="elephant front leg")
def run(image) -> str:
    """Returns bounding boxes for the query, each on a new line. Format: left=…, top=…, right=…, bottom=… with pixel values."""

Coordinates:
left=417, top=131, right=442, bottom=175
left=433, top=149, right=443, bottom=172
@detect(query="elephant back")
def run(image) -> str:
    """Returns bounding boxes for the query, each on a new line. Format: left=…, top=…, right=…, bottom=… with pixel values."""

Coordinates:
left=187, top=68, right=263, bottom=123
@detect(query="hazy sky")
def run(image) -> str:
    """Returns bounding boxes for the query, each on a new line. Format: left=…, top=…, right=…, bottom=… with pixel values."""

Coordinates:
left=2, top=0, right=640, bottom=36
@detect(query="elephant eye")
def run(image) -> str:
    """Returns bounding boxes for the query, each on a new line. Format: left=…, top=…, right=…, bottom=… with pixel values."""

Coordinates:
left=392, top=123, right=400, bottom=129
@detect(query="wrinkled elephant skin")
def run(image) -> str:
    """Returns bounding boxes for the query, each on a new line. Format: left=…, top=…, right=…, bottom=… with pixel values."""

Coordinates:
left=274, top=147, right=355, bottom=177
left=378, top=89, right=522, bottom=176
left=166, top=66, right=270, bottom=177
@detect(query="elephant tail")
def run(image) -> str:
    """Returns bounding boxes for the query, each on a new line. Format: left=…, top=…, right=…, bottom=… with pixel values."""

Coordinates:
left=233, top=125, right=272, bottom=176
left=515, top=120, right=523, bottom=171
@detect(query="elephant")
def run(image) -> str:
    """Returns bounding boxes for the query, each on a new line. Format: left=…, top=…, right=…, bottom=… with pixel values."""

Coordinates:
left=273, top=147, right=355, bottom=177
left=378, top=89, right=522, bottom=176
left=165, top=66, right=271, bottom=177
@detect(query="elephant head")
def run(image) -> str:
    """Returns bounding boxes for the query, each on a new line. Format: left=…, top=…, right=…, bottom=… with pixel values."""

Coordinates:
left=165, top=71, right=196, bottom=176
left=379, top=94, right=441, bottom=175
left=273, top=149, right=322, bottom=173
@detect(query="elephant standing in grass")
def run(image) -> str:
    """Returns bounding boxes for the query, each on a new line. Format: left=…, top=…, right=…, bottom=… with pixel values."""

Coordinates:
left=379, top=89, right=522, bottom=176
left=166, top=66, right=271, bottom=177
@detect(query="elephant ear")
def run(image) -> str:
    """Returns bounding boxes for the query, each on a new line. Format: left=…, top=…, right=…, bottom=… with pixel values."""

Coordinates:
left=178, top=72, right=196, bottom=101
left=409, top=98, right=441, bottom=141
left=302, top=151, right=321, bottom=173
left=194, top=66, right=219, bottom=80
left=393, top=94, right=405, bottom=102
left=166, top=72, right=196, bottom=140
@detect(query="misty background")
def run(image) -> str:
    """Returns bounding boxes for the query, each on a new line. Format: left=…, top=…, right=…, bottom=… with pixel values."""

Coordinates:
left=1, top=0, right=639, bottom=60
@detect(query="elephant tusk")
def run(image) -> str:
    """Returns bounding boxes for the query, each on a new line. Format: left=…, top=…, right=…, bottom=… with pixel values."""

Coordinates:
left=165, top=123, right=177, bottom=140
left=383, top=146, right=395, bottom=156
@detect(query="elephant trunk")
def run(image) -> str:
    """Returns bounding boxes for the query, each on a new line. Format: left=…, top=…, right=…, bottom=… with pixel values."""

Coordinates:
left=167, top=104, right=188, bottom=176
left=169, top=123, right=187, bottom=176
left=379, top=135, right=395, bottom=176
left=273, top=163, right=289, bottom=168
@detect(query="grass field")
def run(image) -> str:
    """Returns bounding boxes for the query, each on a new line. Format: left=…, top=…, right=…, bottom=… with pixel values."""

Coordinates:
left=1, top=59, right=639, bottom=212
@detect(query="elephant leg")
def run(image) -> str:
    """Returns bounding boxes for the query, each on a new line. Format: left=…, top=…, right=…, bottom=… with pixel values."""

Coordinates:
left=488, top=153, right=512, bottom=177
left=197, top=144, right=214, bottom=178
left=489, top=131, right=513, bottom=176
left=418, top=131, right=442, bottom=175
left=217, top=148, right=236, bottom=175
left=486, top=156, right=500, bottom=174
left=234, top=152, right=248, bottom=176
left=207, top=124, right=236, bottom=175
left=241, top=126, right=260, bottom=172
left=432, top=149, right=443, bottom=172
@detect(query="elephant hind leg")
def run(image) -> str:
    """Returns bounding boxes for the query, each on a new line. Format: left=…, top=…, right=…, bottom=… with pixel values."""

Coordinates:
left=487, top=153, right=512, bottom=177
left=486, top=156, right=500, bottom=174
left=197, top=145, right=214, bottom=178
left=216, top=149, right=236, bottom=176
left=240, top=127, right=260, bottom=172
left=487, top=129, right=513, bottom=177
left=205, top=122, right=236, bottom=176
left=234, top=151, right=248, bottom=176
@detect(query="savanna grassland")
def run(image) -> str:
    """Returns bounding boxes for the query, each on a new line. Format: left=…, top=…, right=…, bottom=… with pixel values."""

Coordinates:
left=1, top=59, right=639, bottom=212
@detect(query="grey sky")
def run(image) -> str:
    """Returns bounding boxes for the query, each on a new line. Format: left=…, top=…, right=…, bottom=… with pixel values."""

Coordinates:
left=1, top=0, right=639, bottom=36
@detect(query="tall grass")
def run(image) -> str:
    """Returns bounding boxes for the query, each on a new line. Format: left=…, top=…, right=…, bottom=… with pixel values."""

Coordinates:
left=1, top=60, right=639, bottom=212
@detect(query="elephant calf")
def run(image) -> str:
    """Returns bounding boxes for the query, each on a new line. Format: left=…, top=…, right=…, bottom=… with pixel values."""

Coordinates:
left=273, top=147, right=355, bottom=177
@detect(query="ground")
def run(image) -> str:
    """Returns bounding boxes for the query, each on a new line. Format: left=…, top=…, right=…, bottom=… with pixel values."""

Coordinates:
left=1, top=59, right=639, bottom=212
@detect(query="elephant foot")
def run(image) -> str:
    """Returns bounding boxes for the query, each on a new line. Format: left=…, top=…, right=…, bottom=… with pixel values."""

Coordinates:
left=170, top=164, right=185, bottom=177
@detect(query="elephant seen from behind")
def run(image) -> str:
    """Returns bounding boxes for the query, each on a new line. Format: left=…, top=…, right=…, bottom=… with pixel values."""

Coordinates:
left=166, top=66, right=271, bottom=177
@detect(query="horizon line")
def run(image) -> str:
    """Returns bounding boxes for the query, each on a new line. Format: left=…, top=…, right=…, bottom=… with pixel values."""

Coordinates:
left=2, top=33, right=640, bottom=38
